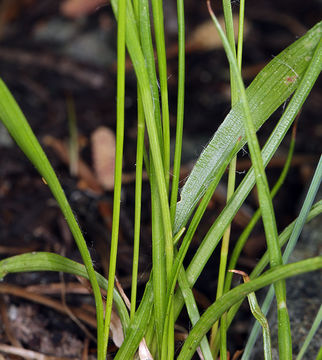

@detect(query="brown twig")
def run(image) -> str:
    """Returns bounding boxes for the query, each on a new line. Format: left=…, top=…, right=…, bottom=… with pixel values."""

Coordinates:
left=0, top=296, right=22, bottom=348
left=0, top=343, right=77, bottom=360
left=0, top=283, right=97, bottom=328
left=0, top=47, right=105, bottom=89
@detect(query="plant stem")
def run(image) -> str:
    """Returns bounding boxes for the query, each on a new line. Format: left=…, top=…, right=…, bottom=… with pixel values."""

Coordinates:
left=225, top=121, right=296, bottom=294
left=211, top=0, right=245, bottom=355
left=102, top=0, right=126, bottom=356
left=151, top=0, right=171, bottom=191
left=177, top=257, right=322, bottom=359
left=170, top=0, right=185, bottom=225
left=222, top=0, right=237, bottom=105
left=242, top=154, right=322, bottom=359
left=207, top=3, right=292, bottom=358
left=130, top=92, right=145, bottom=320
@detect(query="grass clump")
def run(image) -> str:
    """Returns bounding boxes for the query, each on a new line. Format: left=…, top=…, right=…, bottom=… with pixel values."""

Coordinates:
left=0, top=1, right=321, bottom=359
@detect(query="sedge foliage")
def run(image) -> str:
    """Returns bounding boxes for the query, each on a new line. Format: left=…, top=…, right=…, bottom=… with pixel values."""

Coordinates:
left=0, top=1, right=321, bottom=359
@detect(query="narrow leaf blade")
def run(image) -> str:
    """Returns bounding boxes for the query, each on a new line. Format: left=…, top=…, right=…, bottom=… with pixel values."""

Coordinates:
left=174, top=22, right=322, bottom=233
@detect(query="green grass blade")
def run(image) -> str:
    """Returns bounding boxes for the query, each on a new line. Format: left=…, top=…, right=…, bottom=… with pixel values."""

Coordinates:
left=110, top=0, right=173, bottom=272
left=242, top=155, right=322, bottom=359
left=316, top=347, right=322, bottom=360
left=216, top=123, right=295, bottom=357
left=111, top=198, right=322, bottom=359
left=296, top=305, right=322, bottom=360
left=173, top=30, right=322, bottom=320
left=150, top=0, right=171, bottom=190
left=214, top=0, right=244, bottom=354
left=112, top=0, right=174, bottom=287
left=151, top=169, right=167, bottom=355
left=0, top=252, right=129, bottom=332
left=210, top=200, right=322, bottom=353
left=207, top=4, right=291, bottom=356
left=170, top=0, right=185, bottom=224
left=176, top=257, right=322, bottom=359
left=177, top=268, right=213, bottom=360
left=174, top=21, right=322, bottom=234
left=0, top=79, right=104, bottom=353
left=231, top=270, right=272, bottom=360
left=163, top=139, right=241, bottom=360
left=139, top=0, right=162, bottom=147
left=171, top=139, right=241, bottom=301
left=130, top=91, right=145, bottom=320
left=103, top=0, right=127, bottom=354
left=222, top=0, right=237, bottom=105
left=137, top=2, right=168, bottom=352
left=224, top=124, right=296, bottom=294
left=114, top=281, right=154, bottom=360
left=236, top=0, right=246, bottom=71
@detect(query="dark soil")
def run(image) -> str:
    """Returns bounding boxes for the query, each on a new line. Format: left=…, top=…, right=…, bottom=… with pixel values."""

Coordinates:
left=0, top=0, right=321, bottom=358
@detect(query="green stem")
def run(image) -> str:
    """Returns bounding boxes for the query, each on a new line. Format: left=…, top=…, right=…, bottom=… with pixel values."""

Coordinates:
left=211, top=200, right=322, bottom=355
left=130, top=91, right=145, bottom=320
left=210, top=157, right=236, bottom=352
left=151, top=0, right=171, bottom=191
left=296, top=305, right=322, bottom=360
left=225, top=121, right=296, bottom=295
left=177, top=257, right=322, bottom=359
left=151, top=167, right=167, bottom=356
left=110, top=200, right=322, bottom=358
left=236, top=0, right=245, bottom=71
left=212, top=0, right=245, bottom=355
left=164, top=139, right=241, bottom=359
left=102, top=0, right=126, bottom=356
left=110, top=0, right=173, bottom=282
left=139, top=0, right=162, bottom=147
left=207, top=3, right=292, bottom=358
left=232, top=270, right=272, bottom=360
left=242, top=154, right=322, bottom=359
left=222, top=0, right=237, bottom=105
left=173, top=25, right=322, bottom=324
left=170, top=0, right=185, bottom=225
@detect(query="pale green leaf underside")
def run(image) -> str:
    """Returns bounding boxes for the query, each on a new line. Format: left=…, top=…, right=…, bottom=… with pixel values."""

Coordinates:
left=174, top=21, right=322, bottom=233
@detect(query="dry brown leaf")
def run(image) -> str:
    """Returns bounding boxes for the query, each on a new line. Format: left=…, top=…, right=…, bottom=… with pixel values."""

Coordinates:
left=75, top=276, right=124, bottom=348
left=139, top=338, right=153, bottom=360
left=110, top=306, right=124, bottom=348
left=187, top=15, right=249, bottom=52
left=43, top=135, right=103, bottom=194
left=232, top=349, right=244, bottom=360
left=91, top=126, right=116, bottom=191
left=60, top=0, right=108, bottom=18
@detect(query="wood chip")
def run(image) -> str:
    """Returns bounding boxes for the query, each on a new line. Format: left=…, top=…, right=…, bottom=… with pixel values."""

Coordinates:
left=186, top=15, right=249, bottom=52
left=91, top=126, right=116, bottom=191
left=60, top=0, right=108, bottom=18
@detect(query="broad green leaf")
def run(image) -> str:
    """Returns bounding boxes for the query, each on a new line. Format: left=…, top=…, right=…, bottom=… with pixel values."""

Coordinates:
left=173, top=33, right=322, bottom=320
left=0, top=252, right=129, bottom=331
left=174, top=21, right=322, bottom=233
